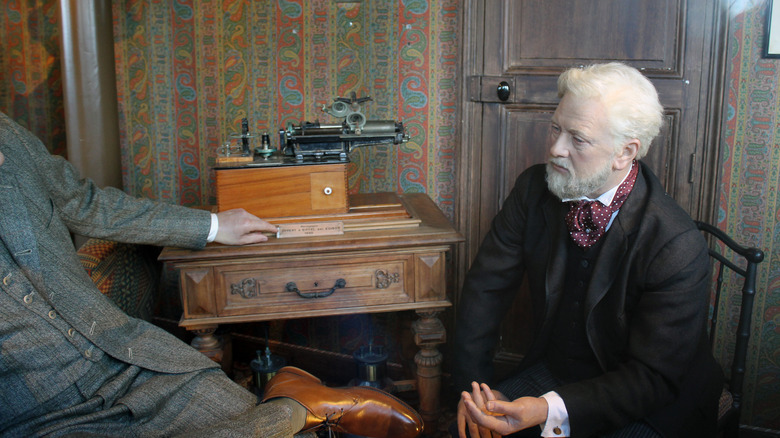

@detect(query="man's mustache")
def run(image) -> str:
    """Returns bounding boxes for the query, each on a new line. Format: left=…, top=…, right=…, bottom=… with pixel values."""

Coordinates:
left=548, top=157, right=571, bottom=172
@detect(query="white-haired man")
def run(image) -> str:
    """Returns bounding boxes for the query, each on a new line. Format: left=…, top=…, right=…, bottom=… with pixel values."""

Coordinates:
left=452, top=63, right=721, bottom=437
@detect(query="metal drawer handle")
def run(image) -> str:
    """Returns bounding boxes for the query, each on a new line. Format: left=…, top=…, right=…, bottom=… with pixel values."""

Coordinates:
left=286, top=278, right=346, bottom=299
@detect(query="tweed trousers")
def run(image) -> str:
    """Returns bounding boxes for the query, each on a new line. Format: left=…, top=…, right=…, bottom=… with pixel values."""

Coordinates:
left=2, top=350, right=294, bottom=438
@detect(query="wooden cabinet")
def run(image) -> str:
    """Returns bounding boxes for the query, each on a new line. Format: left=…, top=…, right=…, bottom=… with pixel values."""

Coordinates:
left=159, top=193, right=463, bottom=431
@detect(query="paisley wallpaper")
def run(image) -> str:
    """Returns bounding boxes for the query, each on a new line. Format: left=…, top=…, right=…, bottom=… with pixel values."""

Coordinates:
left=0, top=0, right=64, bottom=156
left=719, top=1, right=780, bottom=429
left=2, top=0, right=780, bottom=431
left=110, top=0, right=458, bottom=218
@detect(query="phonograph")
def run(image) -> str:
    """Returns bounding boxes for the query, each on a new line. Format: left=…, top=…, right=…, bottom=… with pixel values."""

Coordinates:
left=214, top=94, right=418, bottom=229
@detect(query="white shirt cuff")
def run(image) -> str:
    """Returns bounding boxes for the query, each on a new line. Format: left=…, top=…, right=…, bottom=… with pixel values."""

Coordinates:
left=539, top=391, right=570, bottom=437
left=207, top=213, right=219, bottom=242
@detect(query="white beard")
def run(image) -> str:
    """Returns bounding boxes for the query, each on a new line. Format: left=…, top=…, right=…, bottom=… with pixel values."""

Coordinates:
left=545, top=157, right=614, bottom=200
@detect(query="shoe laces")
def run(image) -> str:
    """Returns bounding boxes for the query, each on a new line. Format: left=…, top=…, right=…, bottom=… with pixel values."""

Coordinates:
left=323, top=408, right=345, bottom=431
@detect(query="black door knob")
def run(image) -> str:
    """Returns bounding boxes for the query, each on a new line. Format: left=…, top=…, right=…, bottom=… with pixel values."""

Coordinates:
left=497, top=81, right=511, bottom=102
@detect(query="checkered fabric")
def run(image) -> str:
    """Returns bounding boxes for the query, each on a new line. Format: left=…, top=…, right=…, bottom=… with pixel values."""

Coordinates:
left=77, top=238, right=161, bottom=321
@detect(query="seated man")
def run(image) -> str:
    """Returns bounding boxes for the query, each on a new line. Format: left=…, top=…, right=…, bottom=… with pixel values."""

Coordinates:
left=0, top=111, right=421, bottom=438
left=452, top=63, right=722, bottom=437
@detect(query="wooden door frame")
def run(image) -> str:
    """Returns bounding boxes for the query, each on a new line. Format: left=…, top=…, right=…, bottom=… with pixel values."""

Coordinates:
left=455, top=0, right=487, bottom=302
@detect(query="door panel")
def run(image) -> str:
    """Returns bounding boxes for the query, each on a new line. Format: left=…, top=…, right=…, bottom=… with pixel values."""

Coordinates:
left=456, top=0, right=725, bottom=373
left=505, top=0, right=682, bottom=72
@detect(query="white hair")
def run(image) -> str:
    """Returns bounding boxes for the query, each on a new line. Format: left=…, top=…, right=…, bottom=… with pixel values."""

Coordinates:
left=557, top=62, right=664, bottom=159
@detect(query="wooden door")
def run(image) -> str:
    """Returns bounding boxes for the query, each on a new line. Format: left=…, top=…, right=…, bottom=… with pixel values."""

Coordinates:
left=455, top=0, right=727, bottom=374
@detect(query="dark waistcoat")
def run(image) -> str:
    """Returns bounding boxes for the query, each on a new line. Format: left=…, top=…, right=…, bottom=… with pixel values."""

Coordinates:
left=546, top=237, right=604, bottom=384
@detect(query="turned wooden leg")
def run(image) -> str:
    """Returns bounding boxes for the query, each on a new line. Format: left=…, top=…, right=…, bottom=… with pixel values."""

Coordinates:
left=190, top=325, right=232, bottom=373
left=412, top=308, right=446, bottom=433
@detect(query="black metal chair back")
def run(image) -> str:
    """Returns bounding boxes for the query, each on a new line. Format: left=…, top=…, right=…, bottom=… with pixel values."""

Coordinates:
left=695, top=221, right=764, bottom=437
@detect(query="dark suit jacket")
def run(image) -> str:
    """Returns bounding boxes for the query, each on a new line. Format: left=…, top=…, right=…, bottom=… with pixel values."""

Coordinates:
left=453, top=162, right=722, bottom=437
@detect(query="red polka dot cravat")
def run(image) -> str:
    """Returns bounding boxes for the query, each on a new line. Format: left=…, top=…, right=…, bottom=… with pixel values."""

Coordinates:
left=565, top=161, right=638, bottom=248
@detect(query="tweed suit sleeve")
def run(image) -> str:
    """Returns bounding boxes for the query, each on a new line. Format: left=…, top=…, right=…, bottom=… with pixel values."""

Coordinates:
left=6, top=116, right=210, bottom=249
left=452, top=166, right=538, bottom=392
left=555, top=204, right=712, bottom=436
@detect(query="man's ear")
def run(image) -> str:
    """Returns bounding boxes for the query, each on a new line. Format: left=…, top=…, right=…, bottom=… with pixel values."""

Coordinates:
left=613, top=139, right=640, bottom=170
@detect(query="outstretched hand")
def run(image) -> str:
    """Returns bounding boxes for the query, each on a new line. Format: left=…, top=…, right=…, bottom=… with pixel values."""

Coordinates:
left=214, top=209, right=278, bottom=245
left=461, top=383, right=549, bottom=437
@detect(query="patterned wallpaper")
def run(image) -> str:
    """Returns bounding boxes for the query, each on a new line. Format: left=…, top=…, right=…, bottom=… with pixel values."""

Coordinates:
left=2, top=0, right=779, bottom=431
left=0, top=0, right=64, bottom=156
left=720, top=1, right=780, bottom=429
left=110, top=0, right=459, bottom=218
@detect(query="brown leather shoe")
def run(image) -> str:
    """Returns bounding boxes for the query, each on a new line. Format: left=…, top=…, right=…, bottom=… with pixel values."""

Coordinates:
left=262, top=366, right=423, bottom=438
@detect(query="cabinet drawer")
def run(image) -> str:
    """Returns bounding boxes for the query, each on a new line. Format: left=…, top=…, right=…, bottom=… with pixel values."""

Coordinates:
left=213, top=255, right=412, bottom=317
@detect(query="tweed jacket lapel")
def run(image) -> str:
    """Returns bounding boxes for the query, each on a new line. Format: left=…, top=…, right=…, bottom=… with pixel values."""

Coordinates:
left=0, top=167, right=44, bottom=290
